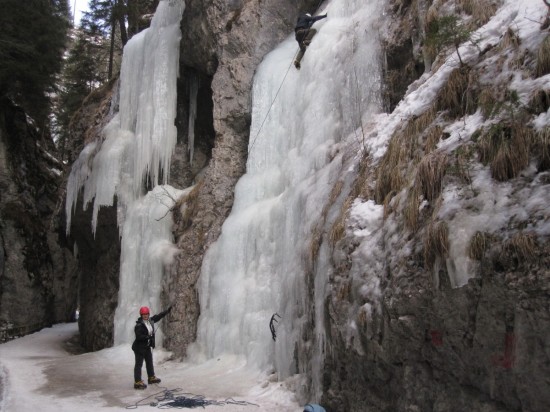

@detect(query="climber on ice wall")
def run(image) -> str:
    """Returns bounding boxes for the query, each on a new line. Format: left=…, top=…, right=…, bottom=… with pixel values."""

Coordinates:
left=294, top=12, right=327, bottom=69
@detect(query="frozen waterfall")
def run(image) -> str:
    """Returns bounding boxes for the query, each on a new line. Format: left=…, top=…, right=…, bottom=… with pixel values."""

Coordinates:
left=65, top=0, right=187, bottom=345
left=192, top=0, right=384, bottom=391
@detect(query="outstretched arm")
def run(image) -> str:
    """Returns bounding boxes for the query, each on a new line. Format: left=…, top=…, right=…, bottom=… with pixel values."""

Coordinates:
left=312, top=13, right=327, bottom=23
left=151, top=305, right=172, bottom=322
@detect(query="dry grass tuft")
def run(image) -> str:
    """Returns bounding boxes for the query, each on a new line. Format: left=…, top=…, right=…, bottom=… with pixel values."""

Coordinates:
left=330, top=197, right=354, bottom=245
left=375, top=110, right=436, bottom=204
left=478, top=88, right=499, bottom=119
left=309, top=226, right=323, bottom=265
left=447, top=144, right=475, bottom=184
left=415, top=151, right=448, bottom=202
left=425, top=125, right=443, bottom=153
left=435, top=66, right=476, bottom=118
left=403, top=186, right=421, bottom=231
left=500, top=27, right=521, bottom=50
left=403, top=109, right=437, bottom=141
left=374, top=136, right=410, bottom=203
left=532, top=128, right=550, bottom=171
left=503, top=232, right=537, bottom=263
left=478, top=123, right=532, bottom=181
left=527, top=89, right=550, bottom=116
left=468, top=231, right=493, bottom=260
left=536, top=35, right=550, bottom=77
left=423, top=221, right=449, bottom=268
left=456, top=0, right=499, bottom=26
left=349, top=157, right=372, bottom=200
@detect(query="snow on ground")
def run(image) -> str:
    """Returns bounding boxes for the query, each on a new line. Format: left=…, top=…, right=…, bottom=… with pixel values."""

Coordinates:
left=0, top=323, right=303, bottom=411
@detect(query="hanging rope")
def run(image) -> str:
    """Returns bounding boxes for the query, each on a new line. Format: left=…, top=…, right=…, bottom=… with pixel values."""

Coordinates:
left=126, top=387, right=260, bottom=409
left=248, top=0, right=326, bottom=153
left=247, top=51, right=297, bottom=154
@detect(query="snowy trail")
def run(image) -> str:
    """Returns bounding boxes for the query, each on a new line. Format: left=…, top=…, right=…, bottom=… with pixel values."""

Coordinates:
left=0, top=324, right=302, bottom=411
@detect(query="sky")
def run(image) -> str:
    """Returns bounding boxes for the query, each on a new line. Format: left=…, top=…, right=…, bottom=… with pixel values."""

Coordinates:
left=72, top=0, right=89, bottom=25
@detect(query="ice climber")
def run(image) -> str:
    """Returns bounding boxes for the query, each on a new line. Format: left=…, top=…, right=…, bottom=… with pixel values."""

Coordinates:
left=294, top=12, right=328, bottom=69
left=132, top=305, right=172, bottom=389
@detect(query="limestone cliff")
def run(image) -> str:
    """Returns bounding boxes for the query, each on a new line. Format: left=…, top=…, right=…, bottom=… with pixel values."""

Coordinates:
left=0, top=97, right=78, bottom=341
left=163, top=0, right=321, bottom=356
left=58, top=0, right=550, bottom=410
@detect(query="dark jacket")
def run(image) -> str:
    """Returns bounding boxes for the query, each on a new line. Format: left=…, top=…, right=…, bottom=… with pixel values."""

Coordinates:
left=131, top=308, right=170, bottom=353
left=295, top=13, right=327, bottom=31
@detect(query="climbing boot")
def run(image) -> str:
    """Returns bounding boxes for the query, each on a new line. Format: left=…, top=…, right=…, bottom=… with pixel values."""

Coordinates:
left=294, top=60, right=301, bottom=69
left=134, top=380, right=147, bottom=390
left=148, top=376, right=161, bottom=384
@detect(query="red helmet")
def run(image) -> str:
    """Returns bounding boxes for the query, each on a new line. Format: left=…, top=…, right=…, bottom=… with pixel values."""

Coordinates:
left=139, top=306, right=150, bottom=315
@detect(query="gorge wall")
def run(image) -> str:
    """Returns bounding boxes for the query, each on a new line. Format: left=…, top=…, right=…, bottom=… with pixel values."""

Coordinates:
left=0, top=97, right=78, bottom=341
left=1, top=0, right=547, bottom=411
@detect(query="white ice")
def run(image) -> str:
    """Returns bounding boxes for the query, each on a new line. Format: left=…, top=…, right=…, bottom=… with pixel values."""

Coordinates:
left=35, top=0, right=550, bottom=410
left=192, top=0, right=385, bottom=398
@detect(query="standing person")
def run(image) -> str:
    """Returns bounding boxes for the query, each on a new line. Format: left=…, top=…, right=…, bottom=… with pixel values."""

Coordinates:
left=132, top=305, right=172, bottom=389
left=294, top=12, right=328, bottom=69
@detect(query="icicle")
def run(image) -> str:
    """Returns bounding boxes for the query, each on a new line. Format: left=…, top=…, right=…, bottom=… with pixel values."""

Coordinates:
left=113, top=184, right=190, bottom=345
left=64, top=0, right=186, bottom=236
left=65, top=141, right=98, bottom=235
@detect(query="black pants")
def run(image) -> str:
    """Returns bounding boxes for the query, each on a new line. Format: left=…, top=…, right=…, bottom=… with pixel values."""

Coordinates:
left=134, top=348, right=155, bottom=382
left=294, top=28, right=317, bottom=64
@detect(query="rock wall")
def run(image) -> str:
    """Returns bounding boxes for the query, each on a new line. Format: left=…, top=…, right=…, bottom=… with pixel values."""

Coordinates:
left=57, top=0, right=550, bottom=410
left=164, top=0, right=320, bottom=357
left=0, top=97, right=77, bottom=342
left=318, top=0, right=550, bottom=411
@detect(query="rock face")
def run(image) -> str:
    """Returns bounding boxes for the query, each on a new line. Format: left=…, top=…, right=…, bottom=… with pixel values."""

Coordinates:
left=0, top=97, right=78, bottom=341
left=317, top=1, right=550, bottom=411
left=53, top=0, right=550, bottom=410
left=60, top=81, right=123, bottom=351
left=164, top=0, right=320, bottom=356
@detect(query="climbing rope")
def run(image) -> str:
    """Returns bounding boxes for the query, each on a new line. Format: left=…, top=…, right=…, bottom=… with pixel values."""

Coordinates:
left=126, top=387, right=259, bottom=409
left=248, top=50, right=298, bottom=154
left=248, top=0, right=326, bottom=153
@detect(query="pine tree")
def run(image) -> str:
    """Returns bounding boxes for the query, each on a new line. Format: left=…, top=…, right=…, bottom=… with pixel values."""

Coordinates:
left=0, top=0, right=70, bottom=130
left=82, top=0, right=129, bottom=79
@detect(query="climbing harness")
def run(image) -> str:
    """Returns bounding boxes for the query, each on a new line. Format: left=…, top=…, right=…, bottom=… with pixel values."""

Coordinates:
left=126, top=387, right=259, bottom=409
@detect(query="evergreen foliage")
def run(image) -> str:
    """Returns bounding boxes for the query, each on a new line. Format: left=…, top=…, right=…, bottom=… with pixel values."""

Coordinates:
left=425, top=15, right=472, bottom=66
left=0, top=0, right=71, bottom=128
left=55, top=26, right=110, bottom=156
left=54, top=0, right=158, bottom=156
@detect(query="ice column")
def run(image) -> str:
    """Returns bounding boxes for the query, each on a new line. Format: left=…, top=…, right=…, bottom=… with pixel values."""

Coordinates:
left=65, top=0, right=187, bottom=346
left=194, top=0, right=383, bottom=383
left=65, top=0, right=186, bottom=235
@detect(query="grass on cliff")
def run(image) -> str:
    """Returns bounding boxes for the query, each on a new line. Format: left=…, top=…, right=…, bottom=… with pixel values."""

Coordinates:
left=478, top=123, right=532, bottom=181
left=424, top=220, right=449, bottom=268
left=456, top=0, right=499, bottom=26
